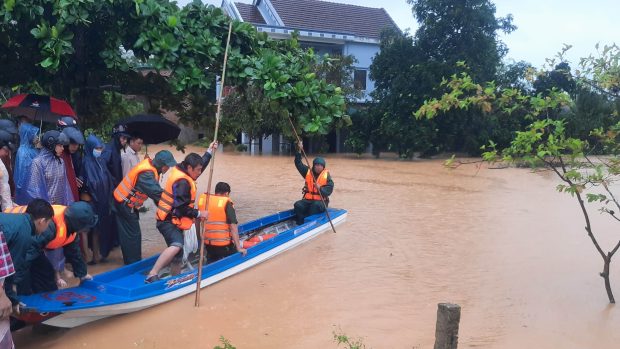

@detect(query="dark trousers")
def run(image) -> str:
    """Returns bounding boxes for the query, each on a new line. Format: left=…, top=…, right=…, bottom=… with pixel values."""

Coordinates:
left=115, top=201, right=142, bottom=265
left=16, top=253, right=58, bottom=296
left=293, top=199, right=326, bottom=225
left=206, top=243, right=235, bottom=263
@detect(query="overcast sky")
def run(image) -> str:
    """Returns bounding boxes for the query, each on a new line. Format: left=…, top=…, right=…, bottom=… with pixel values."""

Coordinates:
left=178, top=0, right=618, bottom=69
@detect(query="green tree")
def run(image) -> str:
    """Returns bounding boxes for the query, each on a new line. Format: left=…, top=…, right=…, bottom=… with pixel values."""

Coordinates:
left=367, top=0, right=515, bottom=157
left=416, top=44, right=620, bottom=303
left=0, top=0, right=346, bottom=142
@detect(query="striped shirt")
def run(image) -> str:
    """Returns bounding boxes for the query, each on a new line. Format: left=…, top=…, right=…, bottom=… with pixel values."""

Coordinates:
left=0, top=231, right=15, bottom=279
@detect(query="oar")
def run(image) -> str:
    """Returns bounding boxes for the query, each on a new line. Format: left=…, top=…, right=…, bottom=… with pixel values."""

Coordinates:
left=194, top=21, right=234, bottom=307
left=286, top=115, right=337, bottom=234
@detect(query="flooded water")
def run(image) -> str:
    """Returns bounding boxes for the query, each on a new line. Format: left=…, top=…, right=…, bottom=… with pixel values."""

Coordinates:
left=13, top=147, right=620, bottom=348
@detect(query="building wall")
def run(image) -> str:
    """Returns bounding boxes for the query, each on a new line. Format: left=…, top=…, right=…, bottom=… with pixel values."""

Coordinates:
left=344, top=42, right=380, bottom=100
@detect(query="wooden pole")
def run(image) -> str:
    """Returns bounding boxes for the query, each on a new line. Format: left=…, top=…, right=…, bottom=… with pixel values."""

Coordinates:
left=434, top=303, right=461, bottom=349
left=286, top=115, right=337, bottom=234
left=194, top=21, right=234, bottom=307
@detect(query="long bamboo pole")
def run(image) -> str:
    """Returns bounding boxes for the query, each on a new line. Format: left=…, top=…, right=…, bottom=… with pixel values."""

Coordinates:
left=194, top=21, right=234, bottom=307
left=287, top=115, right=337, bottom=234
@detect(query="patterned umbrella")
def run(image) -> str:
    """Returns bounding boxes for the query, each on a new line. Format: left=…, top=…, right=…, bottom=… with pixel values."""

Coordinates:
left=1, top=94, right=76, bottom=123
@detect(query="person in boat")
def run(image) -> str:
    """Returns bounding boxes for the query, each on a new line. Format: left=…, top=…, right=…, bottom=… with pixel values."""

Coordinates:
left=0, top=199, right=54, bottom=310
left=13, top=120, right=39, bottom=205
left=0, top=230, right=16, bottom=347
left=82, top=134, right=115, bottom=264
left=293, top=141, right=334, bottom=225
left=199, top=182, right=246, bottom=263
left=113, top=150, right=177, bottom=265
left=145, top=142, right=218, bottom=283
left=5, top=200, right=96, bottom=293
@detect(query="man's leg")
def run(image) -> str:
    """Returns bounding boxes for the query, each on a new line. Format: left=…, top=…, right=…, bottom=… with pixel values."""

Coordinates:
left=146, top=222, right=183, bottom=281
left=294, top=199, right=309, bottom=225
left=307, top=200, right=327, bottom=217
left=116, top=203, right=142, bottom=265
left=30, top=253, right=59, bottom=294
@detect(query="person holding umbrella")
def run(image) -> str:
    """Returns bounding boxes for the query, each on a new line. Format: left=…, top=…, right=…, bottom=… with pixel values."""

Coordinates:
left=121, top=132, right=144, bottom=177
left=113, top=150, right=177, bottom=265
left=102, top=124, right=130, bottom=187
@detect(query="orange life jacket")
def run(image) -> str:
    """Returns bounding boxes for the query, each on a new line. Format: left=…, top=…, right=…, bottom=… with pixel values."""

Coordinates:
left=113, top=158, right=159, bottom=209
left=303, top=169, right=329, bottom=201
left=197, top=194, right=232, bottom=246
left=5, top=205, right=76, bottom=249
left=156, top=166, right=196, bottom=230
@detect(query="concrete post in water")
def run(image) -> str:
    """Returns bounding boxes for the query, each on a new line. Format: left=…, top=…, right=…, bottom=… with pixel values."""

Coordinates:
left=434, top=303, right=461, bottom=349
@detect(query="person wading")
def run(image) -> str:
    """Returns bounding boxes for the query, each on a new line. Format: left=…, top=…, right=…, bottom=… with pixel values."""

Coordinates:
left=145, top=142, right=217, bottom=283
left=113, top=150, right=177, bottom=265
left=293, top=141, right=334, bottom=225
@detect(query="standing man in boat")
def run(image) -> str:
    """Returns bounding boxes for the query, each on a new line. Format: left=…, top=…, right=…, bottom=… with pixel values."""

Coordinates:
left=113, top=150, right=177, bottom=265
left=145, top=142, right=218, bottom=283
left=293, top=141, right=334, bottom=225
left=198, top=182, right=246, bottom=263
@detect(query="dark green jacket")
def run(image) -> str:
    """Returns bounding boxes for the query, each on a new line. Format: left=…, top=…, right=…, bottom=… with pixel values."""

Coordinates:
left=294, top=152, right=334, bottom=198
left=0, top=213, right=40, bottom=303
left=135, top=171, right=164, bottom=204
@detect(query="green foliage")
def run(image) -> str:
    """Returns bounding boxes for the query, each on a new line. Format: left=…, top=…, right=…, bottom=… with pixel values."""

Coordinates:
left=213, top=336, right=236, bottom=349
left=333, top=331, right=369, bottom=349
left=0, top=0, right=346, bottom=142
left=368, top=0, right=515, bottom=157
left=416, top=44, right=620, bottom=303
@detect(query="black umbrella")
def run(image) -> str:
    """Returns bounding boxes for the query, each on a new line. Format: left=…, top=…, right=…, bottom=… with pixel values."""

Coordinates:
left=115, top=114, right=180, bottom=145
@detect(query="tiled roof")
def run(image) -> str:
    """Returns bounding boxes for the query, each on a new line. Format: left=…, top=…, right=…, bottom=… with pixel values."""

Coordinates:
left=235, top=2, right=266, bottom=24
left=269, top=0, right=399, bottom=40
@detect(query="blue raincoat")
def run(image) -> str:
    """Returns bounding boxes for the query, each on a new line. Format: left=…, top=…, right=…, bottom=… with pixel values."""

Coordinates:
left=83, top=134, right=115, bottom=257
left=14, top=123, right=40, bottom=204
left=25, top=148, right=74, bottom=206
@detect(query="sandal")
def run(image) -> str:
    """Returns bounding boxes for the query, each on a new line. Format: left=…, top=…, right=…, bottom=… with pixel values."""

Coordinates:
left=144, top=274, right=161, bottom=284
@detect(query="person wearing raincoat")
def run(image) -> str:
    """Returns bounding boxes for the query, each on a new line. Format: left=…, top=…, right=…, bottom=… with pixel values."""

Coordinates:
left=14, top=122, right=40, bottom=205
left=58, top=117, right=85, bottom=202
left=24, top=130, right=75, bottom=287
left=82, top=134, right=115, bottom=263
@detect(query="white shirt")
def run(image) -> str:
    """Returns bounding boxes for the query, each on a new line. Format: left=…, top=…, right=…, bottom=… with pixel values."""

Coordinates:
left=0, top=161, right=13, bottom=211
left=121, top=146, right=140, bottom=177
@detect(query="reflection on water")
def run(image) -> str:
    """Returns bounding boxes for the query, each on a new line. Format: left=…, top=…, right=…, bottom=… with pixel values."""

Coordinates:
left=14, top=149, right=620, bottom=348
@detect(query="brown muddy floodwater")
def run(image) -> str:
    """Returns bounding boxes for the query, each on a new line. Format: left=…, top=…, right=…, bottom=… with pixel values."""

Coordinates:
left=13, top=146, right=620, bottom=348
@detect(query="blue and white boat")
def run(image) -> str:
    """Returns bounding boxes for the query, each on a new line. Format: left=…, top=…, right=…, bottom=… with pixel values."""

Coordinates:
left=16, top=208, right=347, bottom=328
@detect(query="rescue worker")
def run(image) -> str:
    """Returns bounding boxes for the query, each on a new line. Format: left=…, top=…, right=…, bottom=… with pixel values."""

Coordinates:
left=0, top=199, right=53, bottom=309
left=293, top=141, right=334, bottom=225
left=145, top=142, right=217, bottom=283
left=5, top=201, right=96, bottom=292
left=198, top=182, right=246, bottom=263
left=113, top=150, right=177, bottom=265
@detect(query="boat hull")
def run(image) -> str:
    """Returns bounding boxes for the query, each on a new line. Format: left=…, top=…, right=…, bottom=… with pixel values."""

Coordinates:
left=18, top=209, right=347, bottom=328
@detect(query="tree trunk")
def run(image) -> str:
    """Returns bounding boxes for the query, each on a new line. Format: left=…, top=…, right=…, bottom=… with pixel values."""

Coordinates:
left=602, top=253, right=615, bottom=303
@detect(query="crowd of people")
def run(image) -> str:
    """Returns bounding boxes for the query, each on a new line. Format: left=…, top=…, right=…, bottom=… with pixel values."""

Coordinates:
left=0, top=115, right=334, bottom=346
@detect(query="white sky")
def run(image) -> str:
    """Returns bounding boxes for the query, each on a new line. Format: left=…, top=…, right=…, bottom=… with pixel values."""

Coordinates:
left=178, top=0, right=619, bottom=69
